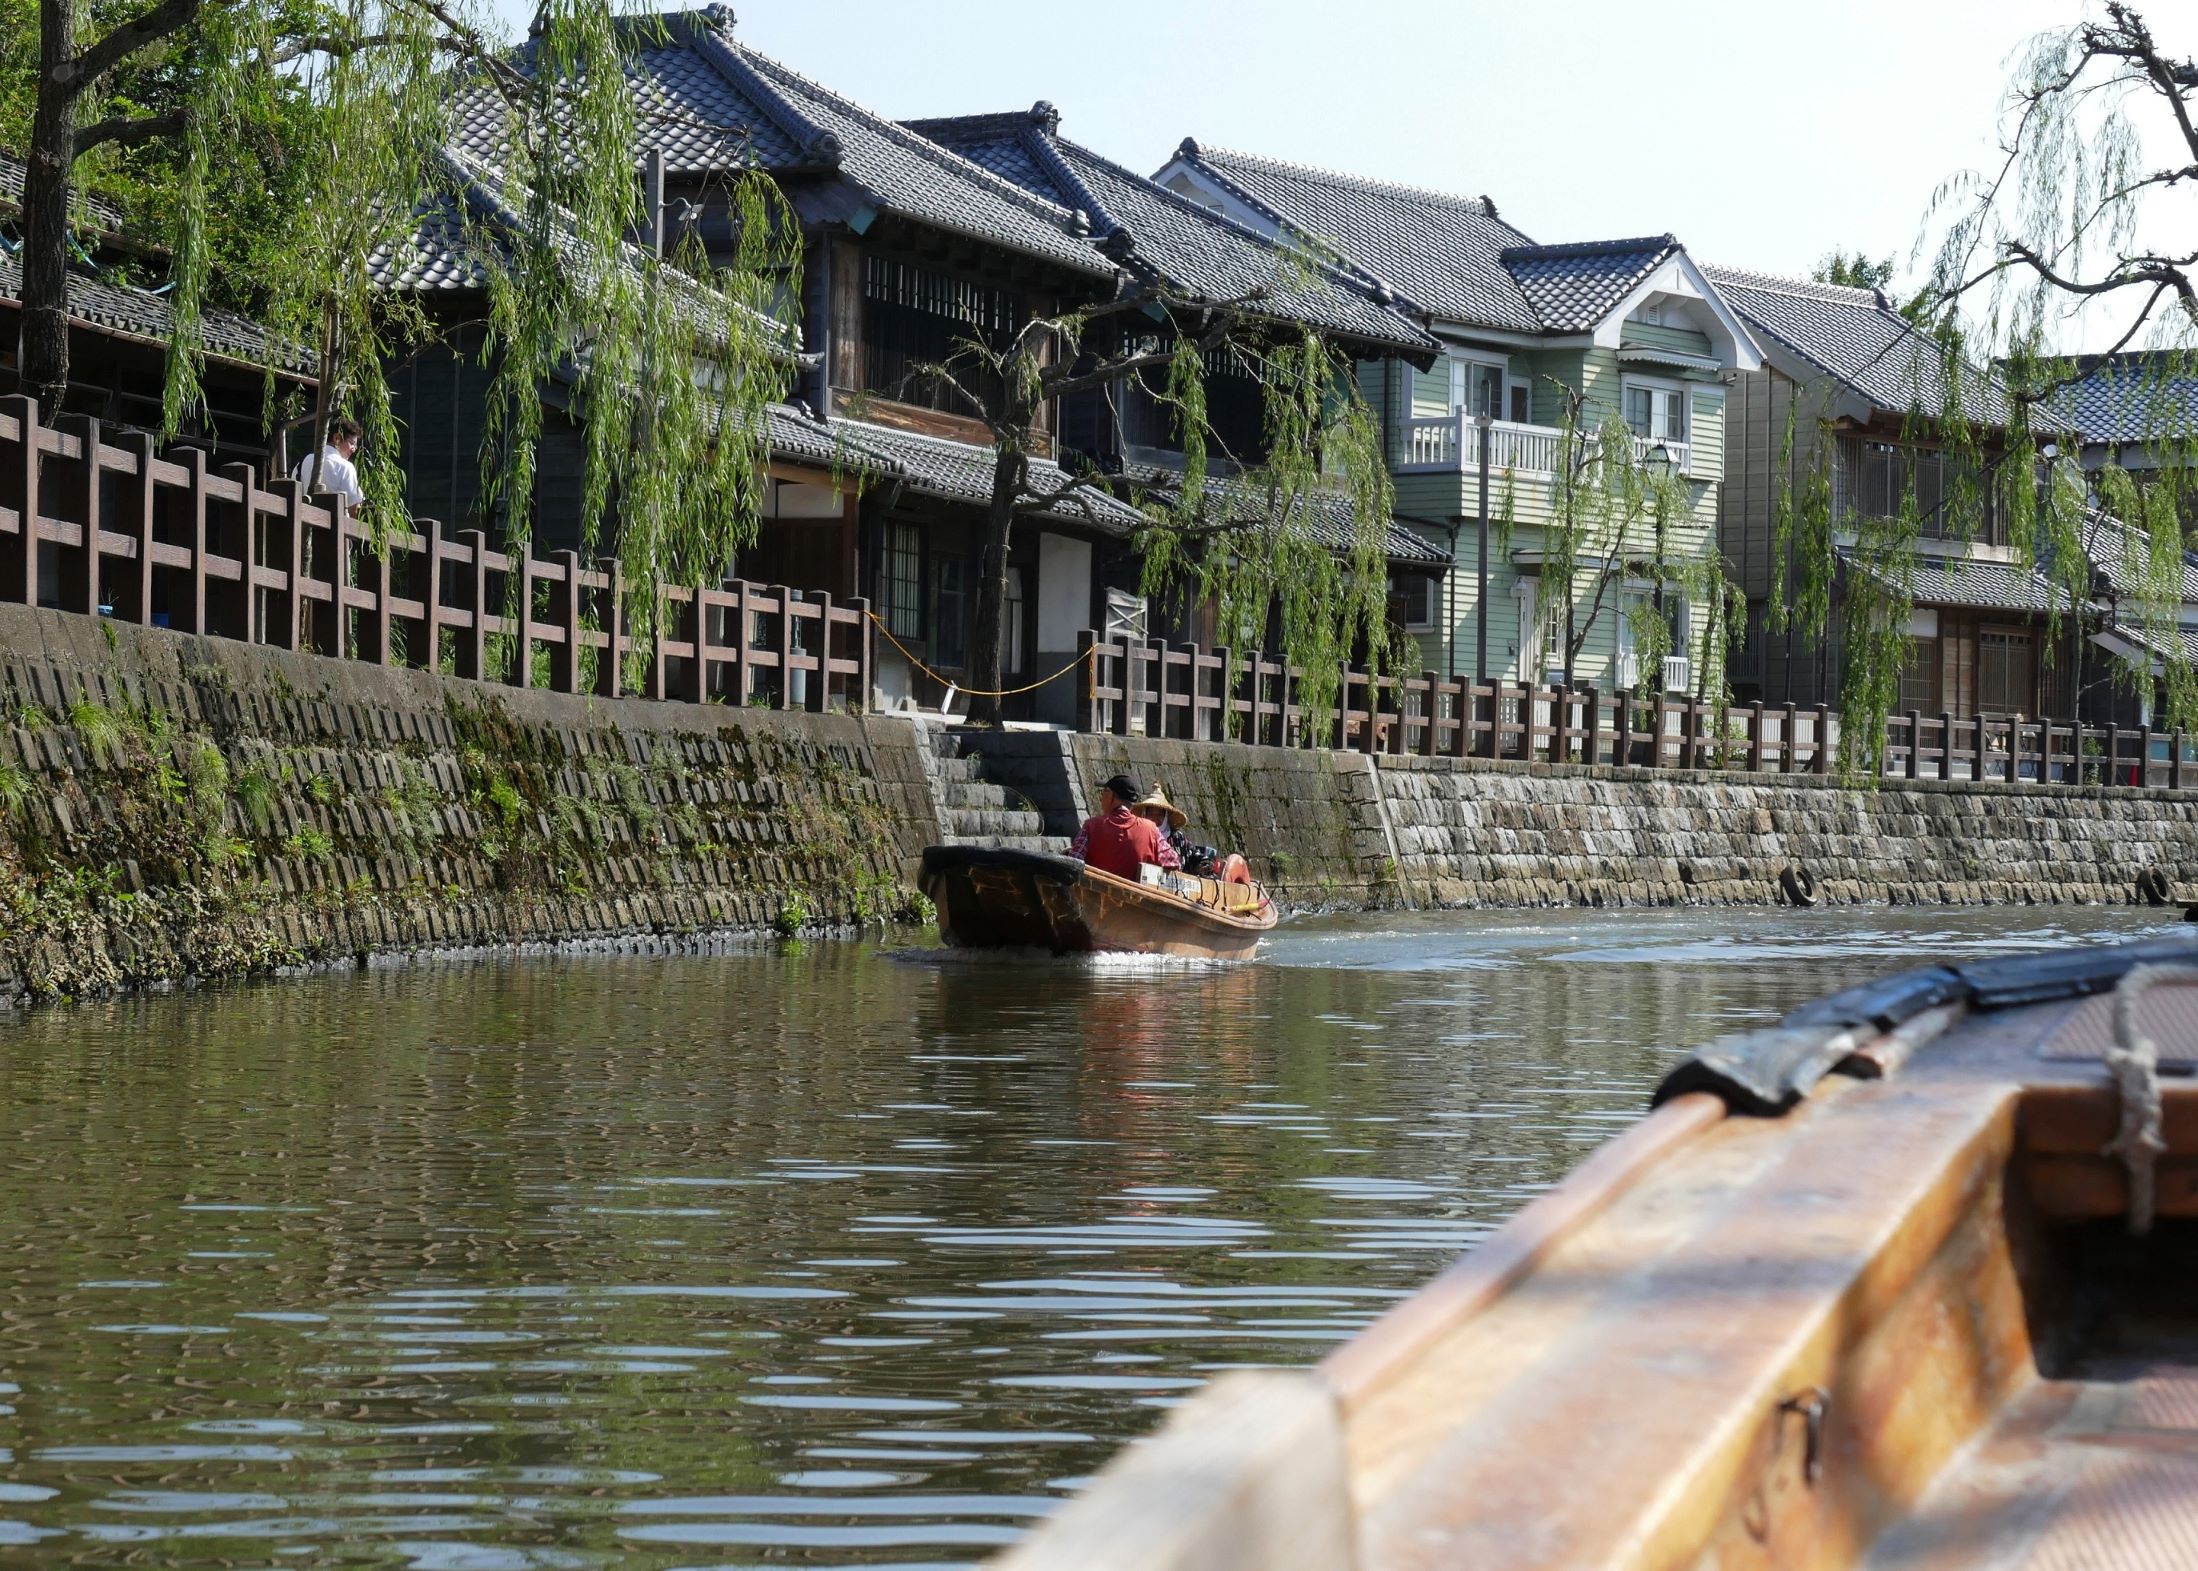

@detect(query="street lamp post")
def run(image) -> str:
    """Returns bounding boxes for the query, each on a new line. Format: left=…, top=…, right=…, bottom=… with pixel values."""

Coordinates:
left=1475, top=411, right=1493, bottom=686
left=1645, top=442, right=1674, bottom=689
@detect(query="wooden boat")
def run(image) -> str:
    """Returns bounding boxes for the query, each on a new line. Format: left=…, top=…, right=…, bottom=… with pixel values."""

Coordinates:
left=921, top=844, right=1276, bottom=960
left=995, top=933, right=2198, bottom=1571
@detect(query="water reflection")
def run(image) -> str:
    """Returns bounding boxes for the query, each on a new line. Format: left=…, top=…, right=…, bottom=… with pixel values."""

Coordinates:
left=0, top=905, right=2169, bottom=1566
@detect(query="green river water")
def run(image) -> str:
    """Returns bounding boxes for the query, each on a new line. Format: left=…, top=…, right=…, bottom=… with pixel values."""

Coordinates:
left=0, top=904, right=2175, bottom=1568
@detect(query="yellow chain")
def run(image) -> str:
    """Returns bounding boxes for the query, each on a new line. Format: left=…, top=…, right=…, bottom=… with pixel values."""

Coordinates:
left=865, top=610, right=1098, bottom=698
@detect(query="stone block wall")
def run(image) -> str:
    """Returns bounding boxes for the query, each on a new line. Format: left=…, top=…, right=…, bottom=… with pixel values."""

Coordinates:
left=1065, top=734, right=1399, bottom=906
left=0, top=605, right=939, bottom=1006
left=1378, top=757, right=2198, bottom=908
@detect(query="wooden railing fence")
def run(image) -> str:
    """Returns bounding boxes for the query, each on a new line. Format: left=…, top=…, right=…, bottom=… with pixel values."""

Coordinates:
left=0, top=397, right=870, bottom=711
left=1078, top=632, right=2198, bottom=787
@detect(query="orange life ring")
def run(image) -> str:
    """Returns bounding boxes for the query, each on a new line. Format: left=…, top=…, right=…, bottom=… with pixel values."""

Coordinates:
left=1219, top=853, right=1252, bottom=886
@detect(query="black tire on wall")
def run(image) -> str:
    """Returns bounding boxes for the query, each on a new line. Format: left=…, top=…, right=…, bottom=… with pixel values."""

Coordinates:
left=1779, top=866, right=1819, bottom=908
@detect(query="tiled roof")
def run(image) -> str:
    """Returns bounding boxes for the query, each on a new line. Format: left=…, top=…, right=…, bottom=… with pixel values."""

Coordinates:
left=1704, top=264, right=2005, bottom=425
left=1501, top=236, right=1676, bottom=333
left=2077, top=508, right=2198, bottom=604
left=2062, top=352, right=2198, bottom=447
left=0, top=154, right=129, bottom=233
left=1120, top=461, right=1450, bottom=566
left=816, top=415, right=1146, bottom=534
left=0, top=251, right=312, bottom=375
left=2107, top=618, right=2198, bottom=667
left=906, top=108, right=1436, bottom=355
left=1170, top=141, right=1545, bottom=332
left=450, top=9, right=1111, bottom=279
left=1843, top=547, right=2062, bottom=613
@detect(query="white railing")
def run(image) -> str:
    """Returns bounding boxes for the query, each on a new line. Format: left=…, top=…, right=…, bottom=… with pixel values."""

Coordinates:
left=1611, top=651, right=1640, bottom=692
left=1399, top=412, right=1566, bottom=475
left=1662, top=655, right=1692, bottom=693
left=1400, top=413, right=1688, bottom=480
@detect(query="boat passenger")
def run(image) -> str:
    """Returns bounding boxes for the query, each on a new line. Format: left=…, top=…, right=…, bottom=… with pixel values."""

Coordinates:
left=1071, top=772, right=1178, bottom=881
left=1133, top=784, right=1218, bottom=876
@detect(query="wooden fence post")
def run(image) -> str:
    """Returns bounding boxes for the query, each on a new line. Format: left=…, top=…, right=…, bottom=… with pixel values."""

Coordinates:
left=1974, top=712, right=1989, bottom=782
left=0, top=394, right=39, bottom=608
left=2176, top=728, right=2187, bottom=791
left=454, top=530, right=486, bottom=678
left=115, top=428, right=155, bottom=628
left=1937, top=708, right=1952, bottom=781
left=1904, top=709, right=1921, bottom=780
left=1114, top=635, right=1135, bottom=738
left=1584, top=686, right=1603, bottom=768
left=1616, top=689, right=1634, bottom=770
left=1813, top=704, right=1832, bottom=776
left=51, top=414, right=99, bottom=618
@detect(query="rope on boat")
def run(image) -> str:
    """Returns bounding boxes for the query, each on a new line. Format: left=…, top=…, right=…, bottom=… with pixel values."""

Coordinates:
left=2106, top=964, right=2191, bottom=1235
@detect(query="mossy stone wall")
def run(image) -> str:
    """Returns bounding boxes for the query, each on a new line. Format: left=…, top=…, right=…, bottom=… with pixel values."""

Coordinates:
left=0, top=605, right=939, bottom=1006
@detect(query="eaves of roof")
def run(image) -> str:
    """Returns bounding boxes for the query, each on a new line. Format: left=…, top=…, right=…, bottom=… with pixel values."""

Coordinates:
left=0, top=251, right=314, bottom=377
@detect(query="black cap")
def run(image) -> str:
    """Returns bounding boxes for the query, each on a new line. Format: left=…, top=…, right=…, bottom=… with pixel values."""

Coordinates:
left=1101, top=772, right=1140, bottom=803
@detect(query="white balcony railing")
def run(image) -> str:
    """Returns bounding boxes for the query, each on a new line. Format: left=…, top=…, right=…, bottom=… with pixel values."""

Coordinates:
left=1399, top=411, right=1689, bottom=479
left=1399, top=413, right=1565, bottom=475
left=1662, top=655, right=1692, bottom=694
left=1611, top=651, right=1640, bottom=692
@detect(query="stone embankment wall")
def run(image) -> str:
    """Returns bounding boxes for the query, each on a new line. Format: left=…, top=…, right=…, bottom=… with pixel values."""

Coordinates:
left=1054, top=735, right=2198, bottom=910
left=7, top=593, right=2196, bottom=1008
left=0, top=605, right=939, bottom=1006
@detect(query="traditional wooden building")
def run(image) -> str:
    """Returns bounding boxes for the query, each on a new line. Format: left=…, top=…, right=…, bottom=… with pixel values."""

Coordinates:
left=906, top=103, right=1450, bottom=709
left=1704, top=267, right=2091, bottom=720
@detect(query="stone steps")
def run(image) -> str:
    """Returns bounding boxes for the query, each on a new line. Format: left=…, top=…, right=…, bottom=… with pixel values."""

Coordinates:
left=918, top=724, right=1062, bottom=855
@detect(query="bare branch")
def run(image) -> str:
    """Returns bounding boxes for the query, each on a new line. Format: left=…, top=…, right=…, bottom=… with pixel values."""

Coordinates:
left=61, top=0, right=222, bottom=92
left=74, top=109, right=187, bottom=154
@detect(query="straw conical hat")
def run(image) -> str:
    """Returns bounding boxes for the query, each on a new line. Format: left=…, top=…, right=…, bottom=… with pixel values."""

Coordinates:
left=1134, top=783, right=1187, bottom=829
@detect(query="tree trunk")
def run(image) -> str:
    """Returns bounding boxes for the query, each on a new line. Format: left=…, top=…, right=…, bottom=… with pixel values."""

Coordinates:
left=966, top=444, right=1024, bottom=726
left=23, top=0, right=82, bottom=417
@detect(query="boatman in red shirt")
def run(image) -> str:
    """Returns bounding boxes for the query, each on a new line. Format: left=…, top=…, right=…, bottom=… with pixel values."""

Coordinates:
left=1069, top=771, right=1176, bottom=881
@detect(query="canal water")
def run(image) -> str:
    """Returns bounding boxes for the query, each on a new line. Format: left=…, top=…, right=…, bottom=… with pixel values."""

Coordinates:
left=0, top=905, right=2175, bottom=1567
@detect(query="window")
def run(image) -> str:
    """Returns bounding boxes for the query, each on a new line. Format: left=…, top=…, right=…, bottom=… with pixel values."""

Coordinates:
left=1389, top=570, right=1434, bottom=632
left=1978, top=629, right=2036, bottom=714
left=1623, top=379, right=1688, bottom=443
left=883, top=521, right=923, bottom=639
left=1899, top=639, right=1941, bottom=710
left=1450, top=356, right=1508, bottom=418
left=862, top=256, right=1021, bottom=411
left=1004, top=565, right=1026, bottom=674
left=1507, top=382, right=1531, bottom=423
left=932, top=557, right=968, bottom=669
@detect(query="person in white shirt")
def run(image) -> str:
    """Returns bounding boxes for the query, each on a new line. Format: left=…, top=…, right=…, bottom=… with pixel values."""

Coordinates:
left=295, top=416, right=366, bottom=511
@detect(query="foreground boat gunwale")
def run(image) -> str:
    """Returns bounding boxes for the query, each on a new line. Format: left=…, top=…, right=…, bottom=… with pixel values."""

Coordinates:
left=995, top=931, right=2198, bottom=1571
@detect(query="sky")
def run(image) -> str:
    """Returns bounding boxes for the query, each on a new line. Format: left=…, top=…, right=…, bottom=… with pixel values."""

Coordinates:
left=491, top=0, right=2175, bottom=347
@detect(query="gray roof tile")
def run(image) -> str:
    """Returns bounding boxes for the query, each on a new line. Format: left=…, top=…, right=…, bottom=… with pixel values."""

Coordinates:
left=1843, top=546, right=2062, bottom=613
left=1704, top=264, right=2005, bottom=425
left=1121, top=461, right=1449, bottom=566
left=0, top=153, right=129, bottom=233
left=819, top=415, right=1145, bottom=534
left=443, top=9, right=1111, bottom=278
left=1170, top=142, right=1544, bottom=332
left=0, top=251, right=311, bottom=375
left=1501, top=236, right=1675, bottom=333
left=2063, top=352, right=2198, bottom=447
left=908, top=110, right=1436, bottom=355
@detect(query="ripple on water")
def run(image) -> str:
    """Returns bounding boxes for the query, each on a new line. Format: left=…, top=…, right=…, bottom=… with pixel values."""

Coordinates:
left=0, top=905, right=2166, bottom=1566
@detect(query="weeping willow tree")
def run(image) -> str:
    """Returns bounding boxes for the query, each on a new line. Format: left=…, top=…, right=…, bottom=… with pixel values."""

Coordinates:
left=12, top=0, right=802, bottom=674
left=1913, top=0, right=2198, bottom=735
left=901, top=277, right=1398, bottom=734
left=1529, top=384, right=1739, bottom=711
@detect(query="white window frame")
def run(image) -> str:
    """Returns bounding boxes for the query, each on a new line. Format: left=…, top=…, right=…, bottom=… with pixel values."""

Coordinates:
left=1449, top=352, right=1511, bottom=419
left=1514, top=579, right=1565, bottom=680
left=1620, top=374, right=1690, bottom=444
